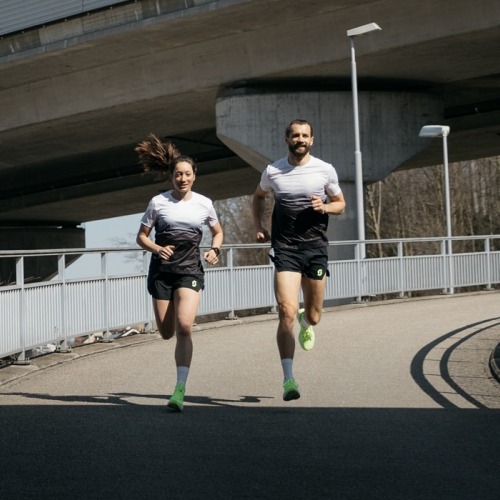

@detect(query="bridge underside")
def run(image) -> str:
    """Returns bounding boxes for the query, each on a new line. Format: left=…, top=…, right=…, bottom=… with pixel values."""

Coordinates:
left=0, top=0, right=499, bottom=252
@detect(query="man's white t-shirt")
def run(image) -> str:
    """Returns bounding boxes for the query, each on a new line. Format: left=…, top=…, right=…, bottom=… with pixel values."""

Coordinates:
left=259, top=155, right=342, bottom=249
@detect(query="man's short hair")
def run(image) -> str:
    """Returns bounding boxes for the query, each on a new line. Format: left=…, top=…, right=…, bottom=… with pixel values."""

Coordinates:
left=285, top=119, right=314, bottom=138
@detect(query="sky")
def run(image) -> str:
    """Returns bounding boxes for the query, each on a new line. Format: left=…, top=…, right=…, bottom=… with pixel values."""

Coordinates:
left=84, top=212, right=142, bottom=248
left=65, top=212, right=144, bottom=278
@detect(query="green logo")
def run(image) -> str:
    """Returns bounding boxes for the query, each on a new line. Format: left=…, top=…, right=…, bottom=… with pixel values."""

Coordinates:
left=192, top=280, right=197, bottom=288
left=317, top=269, right=324, bottom=277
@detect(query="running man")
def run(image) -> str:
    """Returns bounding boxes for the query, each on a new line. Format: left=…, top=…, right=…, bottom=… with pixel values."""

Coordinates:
left=252, top=119, right=346, bottom=401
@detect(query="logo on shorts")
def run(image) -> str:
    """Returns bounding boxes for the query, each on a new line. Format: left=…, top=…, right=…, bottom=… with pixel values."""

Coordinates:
left=191, top=280, right=197, bottom=288
left=317, top=269, right=324, bottom=277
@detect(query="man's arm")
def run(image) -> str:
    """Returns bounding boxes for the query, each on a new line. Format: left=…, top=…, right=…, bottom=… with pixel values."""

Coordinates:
left=311, top=192, right=346, bottom=215
left=252, top=185, right=271, bottom=242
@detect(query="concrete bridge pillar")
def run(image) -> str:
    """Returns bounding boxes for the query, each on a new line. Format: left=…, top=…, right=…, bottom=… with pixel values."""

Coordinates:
left=216, top=89, right=443, bottom=258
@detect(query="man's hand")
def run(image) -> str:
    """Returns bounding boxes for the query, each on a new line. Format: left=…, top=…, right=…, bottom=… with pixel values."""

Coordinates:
left=310, top=195, right=326, bottom=214
left=255, top=227, right=271, bottom=243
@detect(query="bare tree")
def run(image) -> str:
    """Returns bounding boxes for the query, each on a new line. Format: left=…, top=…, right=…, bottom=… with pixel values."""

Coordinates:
left=365, top=156, right=500, bottom=256
left=211, top=195, right=274, bottom=266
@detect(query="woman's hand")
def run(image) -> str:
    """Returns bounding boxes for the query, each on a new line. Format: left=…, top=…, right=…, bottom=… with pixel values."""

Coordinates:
left=203, top=248, right=219, bottom=265
left=157, top=245, right=176, bottom=260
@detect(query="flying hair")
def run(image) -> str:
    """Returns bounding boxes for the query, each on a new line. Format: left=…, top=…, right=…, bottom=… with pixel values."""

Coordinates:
left=135, top=133, right=181, bottom=173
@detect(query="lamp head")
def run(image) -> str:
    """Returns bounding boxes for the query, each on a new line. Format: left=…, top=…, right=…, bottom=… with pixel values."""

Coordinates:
left=347, top=23, right=382, bottom=38
left=419, top=125, right=450, bottom=138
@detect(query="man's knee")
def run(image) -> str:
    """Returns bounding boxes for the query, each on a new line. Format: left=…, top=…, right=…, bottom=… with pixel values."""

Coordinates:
left=277, top=302, right=298, bottom=323
left=306, top=307, right=322, bottom=326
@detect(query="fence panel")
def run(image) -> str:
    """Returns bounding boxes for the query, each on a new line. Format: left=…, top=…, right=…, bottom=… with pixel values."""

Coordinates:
left=64, top=279, right=106, bottom=336
left=23, top=283, right=63, bottom=350
left=328, top=261, right=358, bottom=299
left=405, top=255, right=446, bottom=291
left=0, top=288, right=21, bottom=357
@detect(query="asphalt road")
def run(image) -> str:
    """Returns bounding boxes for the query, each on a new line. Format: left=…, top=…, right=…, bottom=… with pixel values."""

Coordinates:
left=1, top=292, right=499, bottom=499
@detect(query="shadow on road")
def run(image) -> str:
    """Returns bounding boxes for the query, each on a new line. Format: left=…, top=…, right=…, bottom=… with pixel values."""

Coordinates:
left=1, top=398, right=498, bottom=499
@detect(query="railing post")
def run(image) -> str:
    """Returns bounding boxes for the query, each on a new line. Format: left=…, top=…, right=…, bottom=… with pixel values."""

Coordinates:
left=398, top=241, right=405, bottom=298
left=447, top=237, right=454, bottom=295
left=440, top=240, right=448, bottom=294
left=56, top=253, right=71, bottom=352
left=268, top=249, right=277, bottom=313
left=485, top=238, right=492, bottom=291
left=14, top=256, right=29, bottom=364
left=226, top=247, right=237, bottom=319
left=355, top=243, right=363, bottom=303
left=101, top=251, right=113, bottom=342
left=440, top=237, right=455, bottom=294
left=142, top=250, right=154, bottom=332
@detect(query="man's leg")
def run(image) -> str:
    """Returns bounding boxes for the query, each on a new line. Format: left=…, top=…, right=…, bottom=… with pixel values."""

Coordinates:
left=296, top=276, right=327, bottom=351
left=300, top=275, right=327, bottom=327
left=274, top=271, right=302, bottom=400
left=275, top=270, right=302, bottom=358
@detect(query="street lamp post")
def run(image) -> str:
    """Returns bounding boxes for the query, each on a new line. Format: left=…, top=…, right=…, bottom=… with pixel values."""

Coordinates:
left=347, top=22, right=381, bottom=260
left=419, top=125, right=454, bottom=294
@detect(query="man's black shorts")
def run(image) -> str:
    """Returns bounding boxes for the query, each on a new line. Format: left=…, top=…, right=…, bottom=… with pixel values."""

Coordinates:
left=270, top=246, right=329, bottom=280
left=147, top=272, right=204, bottom=300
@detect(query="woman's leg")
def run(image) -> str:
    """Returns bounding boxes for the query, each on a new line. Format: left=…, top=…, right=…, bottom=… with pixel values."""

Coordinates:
left=152, top=298, right=176, bottom=340
left=173, top=287, right=201, bottom=368
left=166, top=287, right=201, bottom=412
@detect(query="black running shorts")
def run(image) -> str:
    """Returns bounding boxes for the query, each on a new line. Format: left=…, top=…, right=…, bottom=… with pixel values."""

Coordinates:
left=147, top=272, right=204, bottom=300
left=270, top=246, right=329, bottom=280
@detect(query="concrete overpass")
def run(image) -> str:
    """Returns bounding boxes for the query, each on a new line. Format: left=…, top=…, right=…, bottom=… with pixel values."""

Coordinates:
left=1, top=0, right=500, bottom=251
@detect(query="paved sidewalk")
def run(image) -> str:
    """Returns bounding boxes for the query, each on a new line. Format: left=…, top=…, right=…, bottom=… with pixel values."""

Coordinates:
left=1, top=291, right=499, bottom=499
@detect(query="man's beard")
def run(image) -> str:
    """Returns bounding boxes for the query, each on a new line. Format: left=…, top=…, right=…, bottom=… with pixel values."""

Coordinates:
left=288, top=142, right=310, bottom=160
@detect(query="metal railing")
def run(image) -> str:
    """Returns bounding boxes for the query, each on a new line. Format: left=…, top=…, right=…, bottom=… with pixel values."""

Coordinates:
left=0, top=1, right=130, bottom=36
left=1, top=235, right=499, bottom=363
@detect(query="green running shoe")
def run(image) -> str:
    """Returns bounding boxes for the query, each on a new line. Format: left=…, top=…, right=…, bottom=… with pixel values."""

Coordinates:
left=283, top=378, right=300, bottom=401
left=297, top=308, right=315, bottom=351
left=167, top=382, right=185, bottom=412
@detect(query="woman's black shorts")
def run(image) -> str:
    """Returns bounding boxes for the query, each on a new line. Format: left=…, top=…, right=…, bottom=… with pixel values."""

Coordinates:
left=147, top=271, right=204, bottom=300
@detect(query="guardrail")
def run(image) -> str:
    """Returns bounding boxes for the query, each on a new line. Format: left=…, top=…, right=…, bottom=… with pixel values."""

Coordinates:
left=0, top=0, right=130, bottom=36
left=1, top=235, right=499, bottom=363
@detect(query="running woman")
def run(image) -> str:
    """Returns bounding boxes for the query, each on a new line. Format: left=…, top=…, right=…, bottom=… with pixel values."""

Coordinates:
left=135, top=134, right=223, bottom=412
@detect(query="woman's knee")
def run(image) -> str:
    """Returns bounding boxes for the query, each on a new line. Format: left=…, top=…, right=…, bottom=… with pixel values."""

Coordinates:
left=158, top=326, right=175, bottom=340
left=175, top=321, right=193, bottom=338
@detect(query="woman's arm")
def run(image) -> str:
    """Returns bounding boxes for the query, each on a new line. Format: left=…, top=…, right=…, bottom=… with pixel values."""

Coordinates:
left=204, top=222, right=223, bottom=264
